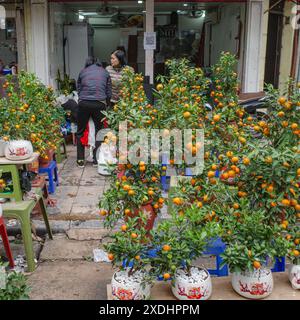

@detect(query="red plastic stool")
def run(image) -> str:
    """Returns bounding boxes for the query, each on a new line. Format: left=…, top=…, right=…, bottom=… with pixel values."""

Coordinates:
left=0, top=214, right=15, bottom=268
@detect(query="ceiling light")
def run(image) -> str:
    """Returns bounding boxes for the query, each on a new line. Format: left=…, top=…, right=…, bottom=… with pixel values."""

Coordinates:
left=183, top=3, right=188, bottom=7
left=78, top=14, right=84, bottom=21
left=138, top=1, right=143, bottom=4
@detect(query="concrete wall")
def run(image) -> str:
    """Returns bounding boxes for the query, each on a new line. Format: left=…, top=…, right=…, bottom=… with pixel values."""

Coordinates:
left=258, top=0, right=269, bottom=91
left=49, top=3, right=66, bottom=87
left=278, top=1, right=295, bottom=90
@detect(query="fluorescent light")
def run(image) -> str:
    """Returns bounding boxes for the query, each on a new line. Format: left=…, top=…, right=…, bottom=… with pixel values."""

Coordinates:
left=183, top=3, right=188, bottom=7
left=177, top=10, right=182, bottom=14
left=142, top=10, right=146, bottom=13
left=78, top=14, right=84, bottom=21
left=138, top=1, right=143, bottom=4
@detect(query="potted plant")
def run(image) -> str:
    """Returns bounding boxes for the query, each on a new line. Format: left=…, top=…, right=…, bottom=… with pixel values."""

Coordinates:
left=150, top=205, right=221, bottom=300
left=104, top=213, right=155, bottom=300
left=99, top=162, right=163, bottom=233
left=220, top=202, right=290, bottom=299
left=285, top=226, right=300, bottom=289
left=0, top=72, right=65, bottom=163
left=0, top=259, right=30, bottom=300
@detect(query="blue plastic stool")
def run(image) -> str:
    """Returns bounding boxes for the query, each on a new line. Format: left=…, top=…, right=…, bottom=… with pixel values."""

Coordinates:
left=203, top=237, right=229, bottom=277
left=38, top=160, right=59, bottom=194
left=271, top=257, right=285, bottom=272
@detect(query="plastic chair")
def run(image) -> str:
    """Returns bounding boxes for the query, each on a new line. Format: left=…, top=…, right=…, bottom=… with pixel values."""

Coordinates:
left=0, top=211, right=15, bottom=268
left=2, top=188, right=53, bottom=272
left=54, top=139, right=67, bottom=164
left=38, top=160, right=59, bottom=194
left=0, top=165, right=23, bottom=202
left=203, top=237, right=229, bottom=277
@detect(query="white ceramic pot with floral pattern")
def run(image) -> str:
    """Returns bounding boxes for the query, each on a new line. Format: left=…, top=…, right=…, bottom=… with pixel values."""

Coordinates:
left=0, top=140, right=8, bottom=157
left=111, top=269, right=151, bottom=300
left=4, top=140, right=33, bottom=160
left=288, top=264, right=300, bottom=290
left=171, top=266, right=212, bottom=300
left=232, top=268, right=273, bottom=299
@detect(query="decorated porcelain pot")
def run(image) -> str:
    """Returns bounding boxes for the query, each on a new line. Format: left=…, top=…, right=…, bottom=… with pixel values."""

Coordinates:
left=231, top=267, right=273, bottom=299
left=288, top=264, right=300, bottom=290
left=111, top=269, right=151, bottom=300
left=171, top=266, right=212, bottom=300
left=4, top=140, right=33, bottom=161
left=0, top=140, right=8, bottom=157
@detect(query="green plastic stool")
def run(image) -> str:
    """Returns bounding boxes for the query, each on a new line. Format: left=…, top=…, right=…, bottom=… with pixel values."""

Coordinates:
left=55, top=139, right=67, bottom=164
left=2, top=188, right=53, bottom=272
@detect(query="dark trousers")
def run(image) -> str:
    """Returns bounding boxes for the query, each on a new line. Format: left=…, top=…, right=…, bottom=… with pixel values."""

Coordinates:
left=76, top=100, right=106, bottom=161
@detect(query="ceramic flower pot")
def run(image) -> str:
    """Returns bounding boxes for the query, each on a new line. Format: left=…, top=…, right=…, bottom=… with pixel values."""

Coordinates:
left=111, top=269, right=151, bottom=300
left=231, top=267, right=273, bottom=299
left=0, top=140, right=8, bottom=157
left=39, top=149, right=55, bottom=168
left=288, top=264, right=300, bottom=290
left=124, top=201, right=156, bottom=233
left=171, top=266, right=212, bottom=300
left=4, top=140, right=33, bottom=160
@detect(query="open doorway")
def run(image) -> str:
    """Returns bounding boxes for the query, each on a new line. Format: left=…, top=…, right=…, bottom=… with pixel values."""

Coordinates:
left=264, top=0, right=284, bottom=88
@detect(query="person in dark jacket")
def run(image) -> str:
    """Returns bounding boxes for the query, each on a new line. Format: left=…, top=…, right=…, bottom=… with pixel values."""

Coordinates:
left=76, top=57, right=112, bottom=168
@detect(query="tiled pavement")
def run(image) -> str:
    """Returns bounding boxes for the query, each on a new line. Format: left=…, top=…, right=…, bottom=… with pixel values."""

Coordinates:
left=45, top=144, right=110, bottom=222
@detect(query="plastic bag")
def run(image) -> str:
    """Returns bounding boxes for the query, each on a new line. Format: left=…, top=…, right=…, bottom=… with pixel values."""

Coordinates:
left=97, top=142, right=117, bottom=175
left=93, top=249, right=111, bottom=263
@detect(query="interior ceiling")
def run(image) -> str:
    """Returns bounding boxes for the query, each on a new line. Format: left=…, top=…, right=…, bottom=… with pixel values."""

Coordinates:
left=62, top=1, right=226, bottom=14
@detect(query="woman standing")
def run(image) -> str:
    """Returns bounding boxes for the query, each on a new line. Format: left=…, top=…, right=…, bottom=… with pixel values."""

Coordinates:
left=106, top=50, right=133, bottom=106
left=76, top=57, right=112, bottom=168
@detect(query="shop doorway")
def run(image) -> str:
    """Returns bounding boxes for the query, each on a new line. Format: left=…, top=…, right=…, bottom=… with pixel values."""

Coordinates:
left=264, top=0, right=284, bottom=88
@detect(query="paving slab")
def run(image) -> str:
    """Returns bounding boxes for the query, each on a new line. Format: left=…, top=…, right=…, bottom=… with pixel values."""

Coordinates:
left=59, top=176, right=83, bottom=187
left=40, top=234, right=100, bottom=261
left=69, top=220, right=104, bottom=229
left=70, top=205, right=101, bottom=219
left=80, top=177, right=106, bottom=187
left=28, top=260, right=114, bottom=300
left=66, top=228, right=108, bottom=241
left=60, top=169, right=84, bottom=178
left=54, top=185, right=79, bottom=197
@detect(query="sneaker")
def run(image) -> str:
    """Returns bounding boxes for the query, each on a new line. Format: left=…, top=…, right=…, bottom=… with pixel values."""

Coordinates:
left=77, top=160, right=85, bottom=168
left=92, top=159, right=98, bottom=167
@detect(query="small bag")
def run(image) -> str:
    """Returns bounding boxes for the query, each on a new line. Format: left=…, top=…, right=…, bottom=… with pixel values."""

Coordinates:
left=97, top=142, right=117, bottom=175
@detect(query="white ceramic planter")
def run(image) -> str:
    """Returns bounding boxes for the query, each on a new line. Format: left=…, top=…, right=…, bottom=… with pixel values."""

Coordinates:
left=232, top=268, right=273, bottom=299
left=4, top=140, right=33, bottom=161
left=111, top=269, right=151, bottom=300
left=0, top=140, right=8, bottom=157
left=288, top=264, right=300, bottom=290
left=171, top=266, right=212, bottom=300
